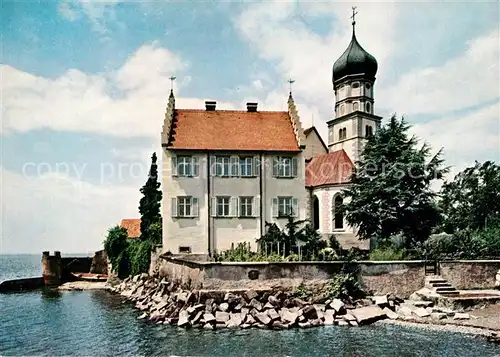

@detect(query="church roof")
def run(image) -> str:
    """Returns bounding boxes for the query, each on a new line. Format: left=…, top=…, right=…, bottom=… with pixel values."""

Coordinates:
left=306, top=150, right=353, bottom=187
left=332, top=24, right=378, bottom=83
left=120, top=219, right=141, bottom=238
left=166, top=109, right=300, bottom=152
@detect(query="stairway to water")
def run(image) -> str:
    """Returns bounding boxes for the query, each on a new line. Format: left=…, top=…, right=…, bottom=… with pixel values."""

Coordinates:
left=425, top=275, right=460, bottom=297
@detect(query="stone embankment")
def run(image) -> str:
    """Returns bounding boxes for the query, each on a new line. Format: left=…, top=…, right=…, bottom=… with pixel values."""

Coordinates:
left=107, top=274, right=482, bottom=331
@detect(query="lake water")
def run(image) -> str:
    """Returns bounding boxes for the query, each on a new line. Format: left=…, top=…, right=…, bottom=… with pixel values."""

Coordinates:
left=1, top=255, right=499, bottom=356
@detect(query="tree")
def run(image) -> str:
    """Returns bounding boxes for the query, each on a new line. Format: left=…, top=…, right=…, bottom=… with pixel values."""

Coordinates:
left=103, top=225, right=130, bottom=277
left=439, top=161, right=500, bottom=233
left=139, top=152, right=163, bottom=242
left=342, top=115, right=448, bottom=248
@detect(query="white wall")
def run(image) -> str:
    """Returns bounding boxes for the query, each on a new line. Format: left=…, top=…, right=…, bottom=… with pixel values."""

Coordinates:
left=303, top=131, right=327, bottom=160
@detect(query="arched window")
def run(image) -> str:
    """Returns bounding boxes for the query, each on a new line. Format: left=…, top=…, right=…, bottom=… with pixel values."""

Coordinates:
left=352, top=82, right=360, bottom=88
left=340, top=104, right=345, bottom=116
left=366, top=102, right=371, bottom=113
left=333, top=195, right=344, bottom=229
left=365, top=125, right=373, bottom=138
left=342, top=128, right=347, bottom=139
left=365, top=83, right=371, bottom=90
left=353, top=102, right=359, bottom=111
left=338, top=128, right=343, bottom=141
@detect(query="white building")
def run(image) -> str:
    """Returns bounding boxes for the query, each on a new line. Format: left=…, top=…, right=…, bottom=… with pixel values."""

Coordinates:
left=160, top=19, right=381, bottom=254
left=161, top=97, right=308, bottom=255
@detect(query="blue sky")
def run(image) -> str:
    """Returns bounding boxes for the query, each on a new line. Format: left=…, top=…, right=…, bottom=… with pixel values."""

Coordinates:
left=1, top=1, right=499, bottom=254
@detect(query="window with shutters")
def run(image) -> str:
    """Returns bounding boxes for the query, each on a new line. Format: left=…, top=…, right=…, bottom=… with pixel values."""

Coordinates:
left=216, top=196, right=230, bottom=217
left=172, top=156, right=199, bottom=177
left=171, top=196, right=198, bottom=218
left=215, top=156, right=230, bottom=177
left=239, top=197, right=253, bottom=217
left=240, top=157, right=253, bottom=177
left=274, top=156, right=297, bottom=178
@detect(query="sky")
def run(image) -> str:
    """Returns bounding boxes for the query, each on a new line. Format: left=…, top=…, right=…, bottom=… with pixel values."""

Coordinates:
left=1, top=0, right=499, bottom=254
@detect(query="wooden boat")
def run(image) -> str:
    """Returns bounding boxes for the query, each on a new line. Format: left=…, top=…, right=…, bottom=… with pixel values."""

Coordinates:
left=70, top=272, right=108, bottom=282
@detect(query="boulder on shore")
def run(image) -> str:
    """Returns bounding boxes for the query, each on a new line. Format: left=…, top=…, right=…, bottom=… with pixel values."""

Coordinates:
left=351, top=306, right=387, bottom=325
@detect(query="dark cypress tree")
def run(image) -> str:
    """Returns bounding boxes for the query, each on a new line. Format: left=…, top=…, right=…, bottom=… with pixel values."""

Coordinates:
left=139, top=152, right=162, bottom=242
left=342, top=115, right=448, bottom=248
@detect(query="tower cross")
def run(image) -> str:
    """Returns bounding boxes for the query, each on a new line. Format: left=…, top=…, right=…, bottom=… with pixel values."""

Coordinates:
left=351, top=6, right=358, bottom=25
left=169, top=76, right=176, bottom=92
left=287, top=78, right=295, bottom=94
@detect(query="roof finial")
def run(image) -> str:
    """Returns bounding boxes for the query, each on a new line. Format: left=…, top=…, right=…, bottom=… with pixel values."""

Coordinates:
left=287, top=78, right=295, bottom=96
left=169, top=76, right=176, bottom=94
left=351, top=6, right=358, bottom=28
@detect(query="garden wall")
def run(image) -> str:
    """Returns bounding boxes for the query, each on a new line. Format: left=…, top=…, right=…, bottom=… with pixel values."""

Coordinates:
left=156, top=256, right=500, bottom=298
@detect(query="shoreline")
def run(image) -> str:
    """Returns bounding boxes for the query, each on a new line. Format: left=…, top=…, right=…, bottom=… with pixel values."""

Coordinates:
left=378, top=318, right=499, bottom=340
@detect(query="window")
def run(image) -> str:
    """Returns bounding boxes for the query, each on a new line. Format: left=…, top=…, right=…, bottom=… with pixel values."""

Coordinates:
left=216, top=156, right=230, bottom=177
left=352, top=82, right=360, bottom=88
left=216, top=197, right=230, bottom=217
left=339, top=127, right=347, bottom=141
left=272, top=197, right=298, bottom=217
left=333, top=195, right=344, bottom=229
left=340, top=104, right=345, bottom=116
left=365, top=125, right=373, bottom=138
left=365, top=83, right=371, bottom=90
left=179, top=246, right=191, bottom=253
left=273, top=156, right=297, bottom=178
left=240, top=157, right=253, bottom=177
left=353, top=102, right=359, bottom=111
left=172, top=156, right=199, bottom=177
left=328, top=127, right=334, bottom=143
left=171, top=196, right=199, bottom=218
left=366, top=102, right=371, bottom=113
left=239, top=197, right=253, bottom=217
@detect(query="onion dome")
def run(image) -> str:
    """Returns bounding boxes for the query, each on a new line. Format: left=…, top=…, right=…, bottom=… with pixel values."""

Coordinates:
left=332, top=22, right=378, bottom=84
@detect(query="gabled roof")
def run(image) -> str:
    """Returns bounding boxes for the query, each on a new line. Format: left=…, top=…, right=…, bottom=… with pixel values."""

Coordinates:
left=306, top=150, right=353, bottom=187
left=165, top=109, right=300, bottom=152
left=120, top=219, right=141, bottom=239
left=303, top=126, right=328, bottom=153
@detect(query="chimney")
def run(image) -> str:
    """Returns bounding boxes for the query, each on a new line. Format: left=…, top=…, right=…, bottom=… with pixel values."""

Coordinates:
left=247, top=102, right=258, bottom=112
left=205, top=101, right=216, bottom=111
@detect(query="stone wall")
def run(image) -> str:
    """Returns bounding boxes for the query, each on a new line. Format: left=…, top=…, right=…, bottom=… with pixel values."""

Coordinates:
left=440, top=260, right=500, bottom=290
left=155, top=256, right=500, bottom=298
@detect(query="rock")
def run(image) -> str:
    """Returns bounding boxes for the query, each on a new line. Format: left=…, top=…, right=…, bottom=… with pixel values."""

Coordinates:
left=338, top=320, right=349, bottom=326
left=272, top=321, right=289, bottom=330
left=255, top=312, right=271, bottom=325
left=324, top=310, right=335, bottom=325
left=178, top=310, right=190, bottom=327
left=176, top=292, right=189, bottom=303
left=245, top=290, right=258, bottom=301
left=203, top=323, right=214, bottom=330
left=240, top=323, right=251, bottom=329
left=343, top=313, right=356, bottom=322
left=412, top=301, right=433, bottom=308
left=351, top=306, right=387, bottom=325
left=430, top=312, right=447, bottom=320
left=138, top=313, right=147, bottom=319
left=245, top=315, right=256, bottom=325
left=268, top=295, right=280, bottom=306
left=453, top=313, right=470, bottom=320
left=216, top=322, right=226, bottom=329
left=382, top=307, right=398, bottom=320
left=249, top=299, right=263, bottom=311
left=267, top=309, right=280, bottom=321
left=298, top=321, right=311, bottom=328
left=413, top=308, right=430, bottom=318
left=205, top=298, right=215, bottom=313
left=374, top=295, right=388, bottom=307
left=227, top=313, right=243, bottom=328
left=215, top=311, right=230, bottom=323
left=192, top=311, right=203, bottom=324
left=263, top=302, right=274, bottom=310
left=409, top=288, right=433, bottom=302
left=187, top=304, right=204, bottom=315
left=218, top=302, right=229, bottom=312
left=349, top=320, right=359, bottom=327
left=282, top=309, right=299, bottom=324
left=397, top=306, right=413, bottom=316
left=329, top=299, right=345, bottom=313
left=301, top=305, right=318, bottom=320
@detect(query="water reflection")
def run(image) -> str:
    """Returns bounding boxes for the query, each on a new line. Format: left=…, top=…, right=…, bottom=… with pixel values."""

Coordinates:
left=41, top=287, right=62, bottom=300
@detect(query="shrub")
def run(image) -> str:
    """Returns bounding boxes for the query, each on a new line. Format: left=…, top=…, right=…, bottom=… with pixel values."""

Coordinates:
left=103, top=226, right=129, bottom=271
left=129, top=240, right=152, bottom=276
left=369, top=247, right=407, bottom=261
left=293, top=283, right=312, bottom=300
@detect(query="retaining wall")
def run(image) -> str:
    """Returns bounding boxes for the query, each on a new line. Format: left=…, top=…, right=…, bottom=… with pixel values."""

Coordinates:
left=156, top=256, right=500, bottom=298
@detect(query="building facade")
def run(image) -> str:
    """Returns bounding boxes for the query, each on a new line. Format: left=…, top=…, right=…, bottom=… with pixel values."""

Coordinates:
left=161, top=97, right=308, bottom=255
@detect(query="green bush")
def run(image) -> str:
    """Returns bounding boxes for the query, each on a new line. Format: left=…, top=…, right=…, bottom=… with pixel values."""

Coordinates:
left=324, top=270, right=365, bottom=301
left=103, top=226, right=129, bottom=271
left=369, top=247, right=407, bottom=261
left=293, top=283, right=313, bottom=300
left=128, top=240, right=152, bottom=276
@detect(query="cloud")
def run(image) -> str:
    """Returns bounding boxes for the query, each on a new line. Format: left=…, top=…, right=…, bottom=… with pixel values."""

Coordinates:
left=1, top=165, right=141, bottom=254
left=2, top=44, right=191, bottom=138
left=378, top=30, right=500, bottom=115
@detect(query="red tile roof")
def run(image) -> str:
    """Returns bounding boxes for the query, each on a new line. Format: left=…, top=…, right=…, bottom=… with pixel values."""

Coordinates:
left=120, top=219, right=141, bottom=238
left=166, top=109, right=300, bottom=151
left=306, top=150, right=354, bottom=187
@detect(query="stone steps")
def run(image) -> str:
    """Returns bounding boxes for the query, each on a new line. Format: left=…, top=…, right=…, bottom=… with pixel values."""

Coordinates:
left=425, top=275, right=459, bottom=297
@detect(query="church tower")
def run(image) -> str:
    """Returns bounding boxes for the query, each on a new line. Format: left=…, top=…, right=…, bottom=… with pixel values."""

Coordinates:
left=327, top=8, right=382, bottom=164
